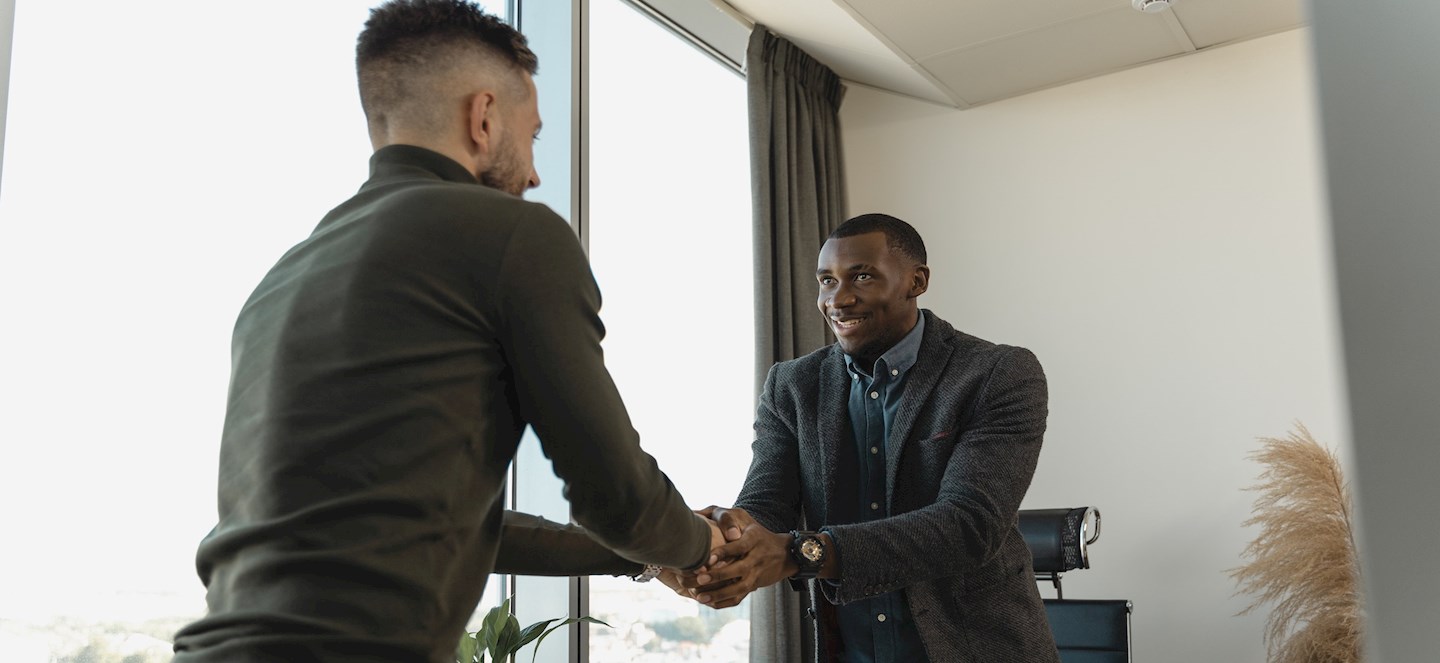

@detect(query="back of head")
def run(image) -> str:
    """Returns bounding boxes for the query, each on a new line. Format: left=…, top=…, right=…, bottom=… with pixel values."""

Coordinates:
left=831, top=213, right=928, bottom=265
left=357, top=0, right=537, bottom=144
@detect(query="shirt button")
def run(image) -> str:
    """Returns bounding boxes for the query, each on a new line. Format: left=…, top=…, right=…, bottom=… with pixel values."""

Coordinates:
left=870, top=446, right=879, bottom=454
left=876, top=613, right=887, bottom=623
left=891, top=369, right=898, bottom=376
left=870, top=502, right=880, bottom=510
left=869, top=391, right=878, bottom=399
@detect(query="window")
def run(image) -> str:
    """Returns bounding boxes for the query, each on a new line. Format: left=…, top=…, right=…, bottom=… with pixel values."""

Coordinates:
left=585, top=1, right=755, bottom=661
left=0, top=2, right=510, bottom=661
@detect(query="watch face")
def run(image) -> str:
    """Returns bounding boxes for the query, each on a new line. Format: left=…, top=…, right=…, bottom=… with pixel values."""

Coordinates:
left=799, top=538, right=824, bottom=563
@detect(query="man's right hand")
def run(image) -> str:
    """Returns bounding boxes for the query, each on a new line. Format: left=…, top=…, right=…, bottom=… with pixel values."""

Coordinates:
left=702, top=513, right=727, bottom=564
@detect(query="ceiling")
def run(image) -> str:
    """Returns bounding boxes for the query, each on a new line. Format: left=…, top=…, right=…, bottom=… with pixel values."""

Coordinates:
left=710, top=0, right=1309, bottom=108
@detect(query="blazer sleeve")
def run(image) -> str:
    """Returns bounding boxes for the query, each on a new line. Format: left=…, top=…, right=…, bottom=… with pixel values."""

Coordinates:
left=494, top=207, right=711, bottom=571
left=820, top=346, right=1048, bottom=605
left=732, top=363, right=805, bottom=534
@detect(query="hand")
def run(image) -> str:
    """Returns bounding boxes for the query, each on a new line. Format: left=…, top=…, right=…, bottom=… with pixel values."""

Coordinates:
left=698, top=505, right=752, bottom=546
left=657, top=568, right=691, bottom=598
left=704, top=514, right=726, bottom=560
left=690, top=507, right=797, bottom=609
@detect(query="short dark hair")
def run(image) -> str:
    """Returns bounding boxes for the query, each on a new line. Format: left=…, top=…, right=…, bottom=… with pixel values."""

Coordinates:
left=356, top=0, right=538, bottom=128
left=830, top=213, right=927, bottom=265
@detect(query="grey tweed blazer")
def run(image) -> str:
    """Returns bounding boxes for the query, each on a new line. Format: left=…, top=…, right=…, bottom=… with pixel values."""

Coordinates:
left=735, top=310, right=1060, bottom=662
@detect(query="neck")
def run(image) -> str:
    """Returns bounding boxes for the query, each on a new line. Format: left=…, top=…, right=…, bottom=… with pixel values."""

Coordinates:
left=371, top=131, right=480, bottom=180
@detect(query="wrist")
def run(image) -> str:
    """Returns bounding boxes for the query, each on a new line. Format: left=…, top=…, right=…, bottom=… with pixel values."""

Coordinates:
left=777, top=532, right=800, bottom=577
left=787, top=530, right=827, bottom=579
left=817, top=532, right=839, bottom=579
left=631, top=563, right=662, bottom=583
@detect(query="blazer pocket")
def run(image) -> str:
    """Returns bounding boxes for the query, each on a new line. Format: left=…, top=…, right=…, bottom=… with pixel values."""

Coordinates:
left=919, top=428, right=955, bottom=444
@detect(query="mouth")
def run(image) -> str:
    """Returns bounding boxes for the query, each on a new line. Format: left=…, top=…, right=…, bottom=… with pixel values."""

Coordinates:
left=829, top=314, right=867, bottom=334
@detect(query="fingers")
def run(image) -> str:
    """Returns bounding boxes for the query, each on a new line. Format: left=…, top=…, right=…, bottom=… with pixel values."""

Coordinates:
left=713, top=507, right=754, bottom=543
left=695, top=574, right=756, bottom=609
left=656, top=568, right=689, bottom=597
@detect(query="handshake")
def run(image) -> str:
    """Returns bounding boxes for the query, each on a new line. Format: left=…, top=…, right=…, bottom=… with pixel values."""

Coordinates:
left=654, top=506, right=821, bottom=609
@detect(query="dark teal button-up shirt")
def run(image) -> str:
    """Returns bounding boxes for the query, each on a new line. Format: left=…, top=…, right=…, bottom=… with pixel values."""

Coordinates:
left=827, top=312, right=929, bottom=663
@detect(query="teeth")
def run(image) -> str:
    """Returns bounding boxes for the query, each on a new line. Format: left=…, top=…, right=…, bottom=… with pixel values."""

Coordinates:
left=832, top=318, right=861, bottom=328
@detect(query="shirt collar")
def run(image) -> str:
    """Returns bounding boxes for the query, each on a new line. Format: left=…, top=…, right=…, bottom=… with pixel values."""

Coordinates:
left=368, top=144, right=480, bottom=185
left=844, top=311, right=926, bottom=380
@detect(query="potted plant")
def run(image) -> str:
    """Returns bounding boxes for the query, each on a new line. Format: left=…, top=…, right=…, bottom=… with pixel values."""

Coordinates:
left=456, top=596, right=610, bottom=663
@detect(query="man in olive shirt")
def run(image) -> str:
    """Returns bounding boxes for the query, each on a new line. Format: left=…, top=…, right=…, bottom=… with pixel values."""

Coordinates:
left=173, top=2, right=718, bottom=661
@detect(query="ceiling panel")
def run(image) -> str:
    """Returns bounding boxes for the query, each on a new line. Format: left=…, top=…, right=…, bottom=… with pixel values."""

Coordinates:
left=922, top=7, right=1189, bottom=105
left=781, top=36, right=961, bottom=106
left=1172, top=0, right=1307, bottom=49
left=695, top=0, right=1310, bottom=108
left=726, top=0, right=891, bottom=56
left=840, top=0, right=1124, bottom=61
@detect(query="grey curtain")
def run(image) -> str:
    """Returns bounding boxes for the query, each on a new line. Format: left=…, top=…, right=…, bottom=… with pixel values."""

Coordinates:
left=746, top=25, right=846, bottom=663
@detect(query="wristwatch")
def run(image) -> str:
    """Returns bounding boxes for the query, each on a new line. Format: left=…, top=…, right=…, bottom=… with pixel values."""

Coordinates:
left=789, top=530, right=826, bottom=579
left=631, top=563, right=662, bottom=583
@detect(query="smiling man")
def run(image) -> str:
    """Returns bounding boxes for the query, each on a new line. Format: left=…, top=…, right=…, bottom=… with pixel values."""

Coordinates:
left=681, top=213, right=1060, bottom=662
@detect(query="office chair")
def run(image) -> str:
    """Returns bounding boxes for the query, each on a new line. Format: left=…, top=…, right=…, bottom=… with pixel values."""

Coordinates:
left=1018, top=507, right=1133, bottom=663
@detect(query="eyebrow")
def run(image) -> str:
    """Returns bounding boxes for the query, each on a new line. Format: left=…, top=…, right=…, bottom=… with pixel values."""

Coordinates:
left=816, top=263, right=875, bottom=276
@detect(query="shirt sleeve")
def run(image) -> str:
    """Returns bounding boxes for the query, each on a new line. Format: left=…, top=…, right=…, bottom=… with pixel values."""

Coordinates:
left=495, top=511, right=643, bottom=577
left=493, top=206, right=710, bottom=571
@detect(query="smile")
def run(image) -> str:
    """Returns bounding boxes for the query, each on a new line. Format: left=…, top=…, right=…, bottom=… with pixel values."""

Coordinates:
left=830, top=315, right=866, bottom=331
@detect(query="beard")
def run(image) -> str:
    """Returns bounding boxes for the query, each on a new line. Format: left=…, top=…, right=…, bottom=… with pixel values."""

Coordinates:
left=479, top=133, right=529, bottom=197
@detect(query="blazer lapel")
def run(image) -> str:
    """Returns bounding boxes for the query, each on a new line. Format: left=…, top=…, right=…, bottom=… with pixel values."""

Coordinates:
left=816, top=347, right=850, bottom=528
left=886, top=311, right=955, bottom=502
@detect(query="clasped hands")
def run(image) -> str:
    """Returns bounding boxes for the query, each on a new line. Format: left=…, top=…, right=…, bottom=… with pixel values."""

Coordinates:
left=659, top=506, right=799, bottom=609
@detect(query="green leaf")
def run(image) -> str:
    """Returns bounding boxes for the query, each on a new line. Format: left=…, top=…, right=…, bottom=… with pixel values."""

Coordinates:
left=497, top=613, right=521, bottom=654
left=480, top=598, right=511, bottom=658
left=515, top=619, right=559, bottom=651
left=529, top=617, right=612, bottom=663
left=456, top=631, right=480, bottom=663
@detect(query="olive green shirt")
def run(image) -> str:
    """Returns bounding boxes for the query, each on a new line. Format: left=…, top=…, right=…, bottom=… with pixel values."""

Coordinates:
left=173, top=145, right=708, bottom=663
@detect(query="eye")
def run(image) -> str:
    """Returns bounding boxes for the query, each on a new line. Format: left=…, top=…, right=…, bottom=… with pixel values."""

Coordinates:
left=819, top=276, right=836, bottom=286
left=855, top=273, right=872, bottom=282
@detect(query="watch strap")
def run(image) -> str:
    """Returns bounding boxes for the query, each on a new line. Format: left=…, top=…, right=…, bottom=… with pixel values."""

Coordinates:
left=631, top=563, right=662, bottom=583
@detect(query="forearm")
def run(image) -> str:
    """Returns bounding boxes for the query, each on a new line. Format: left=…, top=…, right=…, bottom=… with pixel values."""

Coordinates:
left=499, top=209, right=709, bottom=571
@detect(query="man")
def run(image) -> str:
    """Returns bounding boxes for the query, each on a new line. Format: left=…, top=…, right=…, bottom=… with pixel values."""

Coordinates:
left=173, top=2, right=718, bottom=661
left=683, top=214, right=1060, bottom=662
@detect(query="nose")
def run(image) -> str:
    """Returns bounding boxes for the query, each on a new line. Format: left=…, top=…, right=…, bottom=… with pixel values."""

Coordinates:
left=527, top=168, right=541, bottom=190
left=826, top=281, right=858, bottom=310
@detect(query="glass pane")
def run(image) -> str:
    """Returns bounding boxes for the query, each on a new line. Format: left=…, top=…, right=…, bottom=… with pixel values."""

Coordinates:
left=587, top=0, right=754, bottom=661
left=0, top=2, right=508, bottom=661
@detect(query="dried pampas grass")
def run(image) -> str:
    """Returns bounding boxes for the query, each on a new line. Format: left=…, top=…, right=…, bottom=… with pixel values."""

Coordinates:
left=1231, top=424, right=1364, bottom=663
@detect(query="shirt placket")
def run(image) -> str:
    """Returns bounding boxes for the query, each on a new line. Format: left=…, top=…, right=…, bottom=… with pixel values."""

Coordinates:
left=863, top=363, right=895, bottom=659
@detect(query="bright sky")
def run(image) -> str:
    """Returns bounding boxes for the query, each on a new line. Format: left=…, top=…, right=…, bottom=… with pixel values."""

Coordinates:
left=0, top=0, right=752, bottom=638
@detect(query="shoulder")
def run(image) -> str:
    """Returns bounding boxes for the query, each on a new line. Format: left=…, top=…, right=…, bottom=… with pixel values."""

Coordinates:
left=923, top=311, right=1044, bottom=378
left=767, top=343, right=840, bottom=385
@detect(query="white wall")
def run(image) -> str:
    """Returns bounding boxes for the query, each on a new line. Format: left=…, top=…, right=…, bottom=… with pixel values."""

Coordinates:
left=841, top=29, right=1345, bottom=662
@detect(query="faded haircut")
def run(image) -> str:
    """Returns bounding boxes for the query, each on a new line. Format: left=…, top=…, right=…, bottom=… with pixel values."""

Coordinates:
left=356, top=0, right=538, bottom=135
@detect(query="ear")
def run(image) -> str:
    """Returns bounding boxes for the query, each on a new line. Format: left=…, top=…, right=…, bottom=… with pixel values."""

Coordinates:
left=466, top=91, right=499, bottom=156
left=909, top=264, right=930, bottom=299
